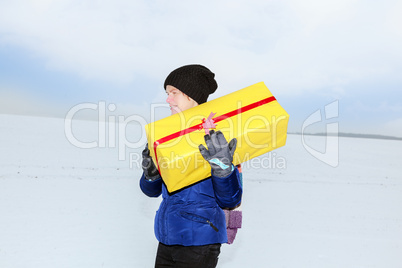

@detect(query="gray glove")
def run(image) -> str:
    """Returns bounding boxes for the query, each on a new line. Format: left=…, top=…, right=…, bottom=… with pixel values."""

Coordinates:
left=142, top=143, right=160, bottom=181
left=199, top=130, right=237, bottom=178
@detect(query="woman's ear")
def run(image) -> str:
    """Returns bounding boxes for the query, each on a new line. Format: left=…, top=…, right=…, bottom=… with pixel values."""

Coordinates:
left=188, top=96, right=198, bottom=106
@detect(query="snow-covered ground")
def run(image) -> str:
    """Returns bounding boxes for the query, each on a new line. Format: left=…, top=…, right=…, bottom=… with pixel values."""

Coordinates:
left=1, top=114, right=401, bottom=268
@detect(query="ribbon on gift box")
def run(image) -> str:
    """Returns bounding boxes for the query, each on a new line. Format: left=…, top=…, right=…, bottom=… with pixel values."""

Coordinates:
left=152, top=96, right=277, bottom=173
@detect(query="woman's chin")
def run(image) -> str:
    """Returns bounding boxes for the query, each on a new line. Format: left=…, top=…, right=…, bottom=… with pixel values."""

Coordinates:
left=171, top=107, right=181, bottom=115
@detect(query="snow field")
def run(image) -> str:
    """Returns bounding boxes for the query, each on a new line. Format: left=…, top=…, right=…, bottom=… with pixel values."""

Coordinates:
left=0, top=114, right=401, bottom=267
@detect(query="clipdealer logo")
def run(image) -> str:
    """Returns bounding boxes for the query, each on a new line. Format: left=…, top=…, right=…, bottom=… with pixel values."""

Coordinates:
left=63, top=100, right=289, bottom=170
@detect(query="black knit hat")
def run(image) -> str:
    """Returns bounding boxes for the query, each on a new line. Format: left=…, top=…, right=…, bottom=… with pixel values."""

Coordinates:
left=164, top=64, right=218, bottom=104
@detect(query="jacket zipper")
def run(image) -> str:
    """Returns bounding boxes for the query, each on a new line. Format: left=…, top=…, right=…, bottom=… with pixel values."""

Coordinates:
left=180, top=211, right=219, bottom=232
left=206, top=220, right=219, bottom=232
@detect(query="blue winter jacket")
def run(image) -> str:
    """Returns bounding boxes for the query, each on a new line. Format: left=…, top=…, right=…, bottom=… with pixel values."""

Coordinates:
left=140, top=167, right=242, bottom=246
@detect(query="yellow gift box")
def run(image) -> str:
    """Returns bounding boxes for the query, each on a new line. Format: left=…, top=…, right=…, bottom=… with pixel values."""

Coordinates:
left=145, top=82, right=289, bottom=193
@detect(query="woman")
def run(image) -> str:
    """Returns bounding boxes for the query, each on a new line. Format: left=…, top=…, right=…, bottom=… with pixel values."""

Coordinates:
left=140, top=64, right=243, bottom=268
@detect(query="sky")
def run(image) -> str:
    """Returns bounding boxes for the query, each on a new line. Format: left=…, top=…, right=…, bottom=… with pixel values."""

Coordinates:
left=0, top=0, right=401, bottom=137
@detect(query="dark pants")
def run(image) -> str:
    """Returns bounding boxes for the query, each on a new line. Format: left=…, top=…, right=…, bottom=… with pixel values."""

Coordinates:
left=154, top=242, right=221, bottom=268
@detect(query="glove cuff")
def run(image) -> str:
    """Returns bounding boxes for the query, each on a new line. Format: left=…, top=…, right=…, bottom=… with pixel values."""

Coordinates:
left=212, top=164, right=234, bottom=178
left=145, top=173, right=161, bottom=182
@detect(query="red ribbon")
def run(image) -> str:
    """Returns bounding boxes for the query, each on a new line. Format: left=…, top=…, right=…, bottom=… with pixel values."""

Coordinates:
left=153, top=96, right=276, bottom=172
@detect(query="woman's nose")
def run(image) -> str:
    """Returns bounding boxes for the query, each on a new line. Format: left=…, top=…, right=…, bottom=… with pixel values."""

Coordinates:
left=166, top=95, right=173, bottom=103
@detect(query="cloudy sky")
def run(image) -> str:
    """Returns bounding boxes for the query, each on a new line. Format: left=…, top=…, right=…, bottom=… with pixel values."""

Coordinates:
left=0, top=0, right=401, bottom=137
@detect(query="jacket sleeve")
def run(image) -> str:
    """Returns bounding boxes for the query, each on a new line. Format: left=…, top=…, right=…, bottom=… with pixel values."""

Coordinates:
left=139, top=172, right=162, bottom=197
left=211, top=166, right=242, bottom=209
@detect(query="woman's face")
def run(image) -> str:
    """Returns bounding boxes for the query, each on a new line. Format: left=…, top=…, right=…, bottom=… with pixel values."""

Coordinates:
left=165, top=85, right=198, bottom=115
